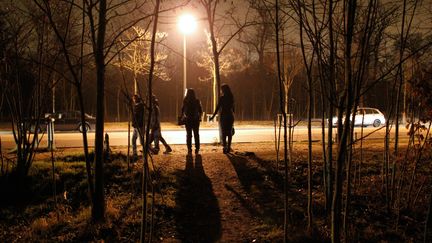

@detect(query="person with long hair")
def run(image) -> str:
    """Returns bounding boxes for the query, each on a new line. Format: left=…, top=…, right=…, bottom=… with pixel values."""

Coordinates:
left=181, top=89, right=203, bottom=154
left=210, top=84, right=234, bottom=153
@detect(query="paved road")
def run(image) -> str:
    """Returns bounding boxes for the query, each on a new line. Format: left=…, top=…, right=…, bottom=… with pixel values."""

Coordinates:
left=0, top=125, right=406, bottom=149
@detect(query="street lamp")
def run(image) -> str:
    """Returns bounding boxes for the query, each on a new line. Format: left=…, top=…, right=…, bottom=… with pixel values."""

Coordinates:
left=178, top=14, right=197, bottom=96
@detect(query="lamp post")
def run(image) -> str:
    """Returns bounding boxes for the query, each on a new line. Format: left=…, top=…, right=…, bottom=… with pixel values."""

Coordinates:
left=178, top=14, right=197, bottom=96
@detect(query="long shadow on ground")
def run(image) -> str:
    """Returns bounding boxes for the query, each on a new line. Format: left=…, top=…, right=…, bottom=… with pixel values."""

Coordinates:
left=225, top=153, right=285, bottom=225
left=174, top=154, right=221, bottom=242
left=226, top=154, right=318, bottom=234
left=226, top=152, right=328, bottom=242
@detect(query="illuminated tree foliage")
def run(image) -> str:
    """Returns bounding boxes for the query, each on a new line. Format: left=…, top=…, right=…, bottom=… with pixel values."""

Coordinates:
left=115, top=26, right=170, bottom=94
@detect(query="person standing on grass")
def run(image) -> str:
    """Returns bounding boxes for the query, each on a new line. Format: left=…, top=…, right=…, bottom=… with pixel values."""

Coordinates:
left=181, top=88, right=203, bottom=154
left=149, top=95, right=172, bottom=154
left=131, top=94, right=144, bottom=160
left=210, top=84, right=235, bottom=154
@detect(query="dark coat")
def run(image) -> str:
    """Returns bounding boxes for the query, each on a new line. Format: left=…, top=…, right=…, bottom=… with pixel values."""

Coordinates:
left=150, top=103, right=161, bottom=129
left=181, top=98, right=203, bottom=125
left=132, top=99, right=144, bottom=128
left=213, top=95, right=234, bottom=132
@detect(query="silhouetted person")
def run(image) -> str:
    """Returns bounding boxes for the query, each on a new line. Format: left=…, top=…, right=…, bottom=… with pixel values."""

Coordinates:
left=149, top=95, right=172, bottom=154
left=210, top=84, right=234, bottom=153
left=181, top=88, right=203, bottom=154
left=131, top=94, right=144, bottom=160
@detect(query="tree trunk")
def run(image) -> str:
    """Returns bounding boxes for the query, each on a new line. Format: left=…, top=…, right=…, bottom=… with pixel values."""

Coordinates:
left=204, top=1, right=222, bottom=106
left=424, top=190, right=432, bottom=242
left=391, top=0, right=409, bottom=208
left=306, top=72, right=313, bottom=232
left=275, top=0, right=289, bottom=241
left=326, top=0, right=335, bottom=210
left=331, top=1, right=357, bottom=242
left=141, top=1, right=160, bottom=241
left=92, top=0, right=107, bottom=222
left=297, top=0, right=314, bottom=231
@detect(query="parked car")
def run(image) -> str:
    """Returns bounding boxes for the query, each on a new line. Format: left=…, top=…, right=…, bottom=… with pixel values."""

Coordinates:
left=47, top=111, right=96, bottom=132
left=331, top=107, right=386, bottom=127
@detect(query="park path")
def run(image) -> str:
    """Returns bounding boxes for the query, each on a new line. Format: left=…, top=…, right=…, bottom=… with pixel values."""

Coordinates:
left=156, top=144, right=265, bottom=242
left=201, top=150, right=261, bottom=241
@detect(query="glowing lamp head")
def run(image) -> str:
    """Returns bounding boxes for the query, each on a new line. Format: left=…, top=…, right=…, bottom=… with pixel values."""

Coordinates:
left=178, top=14, right=197, bottom=35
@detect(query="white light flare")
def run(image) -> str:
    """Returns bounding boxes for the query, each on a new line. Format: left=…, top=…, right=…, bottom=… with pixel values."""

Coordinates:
left=178, top=14, right=197, bottom=35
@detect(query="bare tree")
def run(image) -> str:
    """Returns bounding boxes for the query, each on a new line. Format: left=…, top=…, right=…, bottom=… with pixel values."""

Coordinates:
left=273, top=0, right=291, bottom=241
left=196, top=33, right=248, bottom=111
left=198, top=0, right=253, bottom=110
left=114, top=25, right=170, bottom=94
left=1, top=1, right=59, bottom=180
left=32, top=0, right=98, bottom=214
left=140, top=2, right=160, bottom=242
left=238, top=0, right=276, bottom=119
left=85, top=0, right=108, bottom=221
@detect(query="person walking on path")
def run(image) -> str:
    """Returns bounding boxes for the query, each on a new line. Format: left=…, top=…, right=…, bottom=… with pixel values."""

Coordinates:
left=131, top=94, right=144, bottom=160
left=210, top=84, right=235, bottom=153
left=149, top=95, right=172, bottom=154
left=181, top=89, right=203, bottom=154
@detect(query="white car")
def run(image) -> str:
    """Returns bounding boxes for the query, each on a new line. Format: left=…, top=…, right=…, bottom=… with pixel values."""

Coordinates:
left=331, top=107, right=386, bottom=127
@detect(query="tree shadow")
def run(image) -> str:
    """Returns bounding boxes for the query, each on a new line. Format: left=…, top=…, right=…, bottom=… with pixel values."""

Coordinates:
left=174, top=154, right=221, bottom=242
left=248, top=153, right=285, bottom=191
left=225, top=153, right=307, bottom=226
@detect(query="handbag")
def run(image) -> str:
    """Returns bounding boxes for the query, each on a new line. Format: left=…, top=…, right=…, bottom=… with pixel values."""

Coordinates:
left=177, top=115, right=186, bottom=125
left=232, top=126, right=235, bottom=135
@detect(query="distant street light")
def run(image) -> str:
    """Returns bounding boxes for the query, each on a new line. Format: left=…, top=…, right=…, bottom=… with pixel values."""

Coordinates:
left=178, top=14, right=197, bottom=96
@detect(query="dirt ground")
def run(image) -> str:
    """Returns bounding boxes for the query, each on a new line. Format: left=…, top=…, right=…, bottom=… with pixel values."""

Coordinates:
left=152, top=143, right=282, bottom=242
